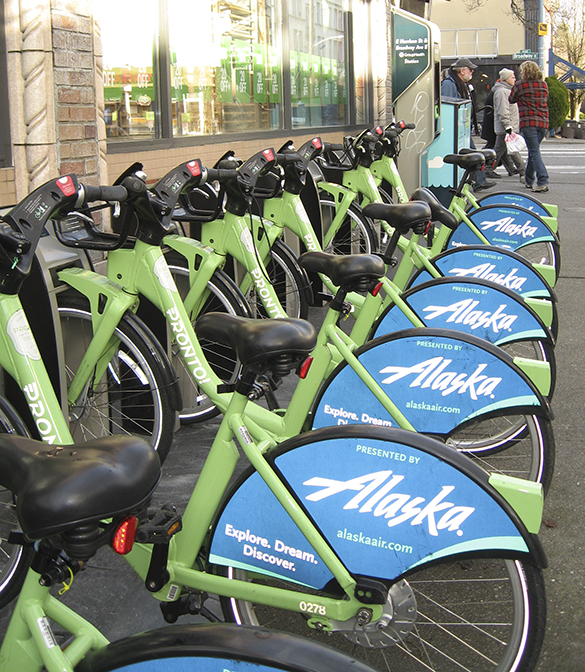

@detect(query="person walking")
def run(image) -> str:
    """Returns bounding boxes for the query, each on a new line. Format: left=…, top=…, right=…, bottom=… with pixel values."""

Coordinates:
left=509, top=60, right=549, bottom=192
left=493, top=68, right=526, bottom=182
left=441, top=57, right=496, bottom=191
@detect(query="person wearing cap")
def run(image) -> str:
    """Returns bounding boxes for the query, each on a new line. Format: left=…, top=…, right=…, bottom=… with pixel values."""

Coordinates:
left=493, top=67, right=526, bottom=182
left=509, top=61, right=549, bottom=192
left=441, top=58, right=495, bottom=191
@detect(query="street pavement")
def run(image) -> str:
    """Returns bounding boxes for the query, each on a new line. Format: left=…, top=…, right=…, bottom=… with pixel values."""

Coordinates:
left=1, top=136, right=584, bottom=669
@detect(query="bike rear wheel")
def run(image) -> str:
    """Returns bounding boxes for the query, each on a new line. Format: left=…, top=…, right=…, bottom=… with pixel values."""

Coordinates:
left=0, top=396, right=34, bottom=610
left=222, top=558, right=546, bottom=672
left=446, top=413, right=555, bottom=494
left=57, top=294, right=175, bottom=463
left=166, top=255, right=251, bottom=424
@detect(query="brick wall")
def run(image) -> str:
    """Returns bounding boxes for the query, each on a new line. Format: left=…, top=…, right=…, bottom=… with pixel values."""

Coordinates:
left=52, top=0, right=99, bottom=184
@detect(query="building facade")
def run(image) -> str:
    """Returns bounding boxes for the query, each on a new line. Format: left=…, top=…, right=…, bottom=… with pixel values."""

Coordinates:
left=0, top=0, right=402, bottom=205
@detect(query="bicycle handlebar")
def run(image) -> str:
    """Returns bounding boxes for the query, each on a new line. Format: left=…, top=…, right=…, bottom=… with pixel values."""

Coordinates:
left=79, top=184, right=129, bottom=206
left=204, top=167, right=240, bottom=183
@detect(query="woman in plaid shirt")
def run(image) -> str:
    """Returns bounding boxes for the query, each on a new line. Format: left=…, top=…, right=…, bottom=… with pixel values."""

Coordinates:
left=509, top=60, right=549, bottom=192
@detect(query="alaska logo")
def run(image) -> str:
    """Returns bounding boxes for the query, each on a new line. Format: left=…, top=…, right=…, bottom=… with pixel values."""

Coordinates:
left=479, top=216, right=537, bottom=239
left=379, top=356, right=502, bottom=400
left=422, top=299, right=518, bottom=333
left=447, top=263, right=527, bottom=290
left=303, top=470, right=474, bottom=537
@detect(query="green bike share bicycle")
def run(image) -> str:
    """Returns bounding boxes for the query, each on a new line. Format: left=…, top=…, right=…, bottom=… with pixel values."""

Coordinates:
left=0, top=412, right=382, bottom=672
left=315, top=123, right=560, bottom=286
left=0, top=308, right=548, bottom=671
left=0, top=172, right=552, bottom=672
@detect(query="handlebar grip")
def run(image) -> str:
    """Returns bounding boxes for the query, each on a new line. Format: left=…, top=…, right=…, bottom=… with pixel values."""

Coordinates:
left=205, top=168, right=239, bottom=183
left=323, top=142, right=344, bottom=152
left=80, top=184, right=129, bottom=205
left=275, top=152, right=302, bottom=166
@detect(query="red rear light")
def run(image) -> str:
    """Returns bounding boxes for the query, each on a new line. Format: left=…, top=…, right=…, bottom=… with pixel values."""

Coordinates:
left=113, top=516, right=138, bottom=555
left=299, top=356, right=313, bottom=379
left=372, top=281, right=383, bottom=297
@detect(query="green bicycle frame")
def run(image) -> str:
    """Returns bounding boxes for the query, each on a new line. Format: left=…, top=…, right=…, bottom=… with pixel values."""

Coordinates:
left=192, top=208, right=293, bottom=319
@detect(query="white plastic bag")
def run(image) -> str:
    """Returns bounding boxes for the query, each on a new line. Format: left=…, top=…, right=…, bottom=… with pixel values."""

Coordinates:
left=505, top=132, right=526, bottom=154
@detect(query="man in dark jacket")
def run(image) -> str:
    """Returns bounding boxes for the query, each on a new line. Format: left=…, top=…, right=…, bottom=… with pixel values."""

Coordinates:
left=441, top=58, right=495, bottom=191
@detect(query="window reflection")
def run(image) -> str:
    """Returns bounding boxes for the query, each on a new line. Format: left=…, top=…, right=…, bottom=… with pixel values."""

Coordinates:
left=98, top=0, right=351, bottom=141
left=289, top=0, right=348, bottom=128
left=169, top=0, right=283, bottom=136
left=97, top=0, right=158, bottom=140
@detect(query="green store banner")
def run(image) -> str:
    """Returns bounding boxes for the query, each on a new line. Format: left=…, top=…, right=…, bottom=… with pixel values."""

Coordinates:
left=290, top=51, right=299, bottom=100
left=311, top=55, right=321, bottom=104
left=234, top=38, right=251, bottom=103
left=300, top=52, right=310, bottom=103
left=331, top=60, right=339, bottom=104
left=217, top=37, right=232, bottom=103
left=254, top=45, right=266, bottom=98
left=391, top=11, right=430, bottom=100
left=338, top=61, right=347, bottom=104
left=269, top=46, right=281, bottom=103
left=321, top=58, right=332, bottom=105
left=103, top=67, right=155, bottom=105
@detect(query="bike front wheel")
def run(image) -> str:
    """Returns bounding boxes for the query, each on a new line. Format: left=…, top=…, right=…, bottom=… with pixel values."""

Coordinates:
left=319, top=196, right=379, bottom=256
left=75, top=623, right=378, bottom=672
left=447, top=412, right=555, bottom=494
left=223, top=558, right=546, bottom=672
left=57, top=294, right=176, bottom=463
left=0, top=396, right=34, bottom=610
left=244, top=239, right=311, bottom=320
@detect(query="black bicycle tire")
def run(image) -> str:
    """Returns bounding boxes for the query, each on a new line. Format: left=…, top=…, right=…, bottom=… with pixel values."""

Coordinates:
left=318, top=195, right=379, bottom=256
left=447, top=412, right=555, bottom=495
left=0, top=396, right=34, bottom=610
left=76, top=623, right=381, bottom=672
left=165, top=254, right=251, bottom=424
left=221, top=558, right=546, bottom=672
left=57, top=294, right=175, bottom=463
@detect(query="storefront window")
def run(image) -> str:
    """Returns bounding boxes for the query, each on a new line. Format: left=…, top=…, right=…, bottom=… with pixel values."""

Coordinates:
left=97, top=0, right=159, bottom=140
left=168, top=0, right=283, bottom=136
left=289, top=0, right=349, bottom=127
left=98, top=0, right=352, bottom=142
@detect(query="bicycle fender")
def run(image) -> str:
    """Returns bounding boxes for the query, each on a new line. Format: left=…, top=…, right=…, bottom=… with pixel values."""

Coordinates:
left=374, top=277, right=553, bottom=348
left=450, top=204, right=559, bottom=252
left=311, top=328, right=551, bottom=436
left=476, top=191, right=558, bottom=224
left=207, top=426, right=546, bottom=590
left=408, top=245, right=557, bottom=299
left=77, top=623, right=383, bottom=672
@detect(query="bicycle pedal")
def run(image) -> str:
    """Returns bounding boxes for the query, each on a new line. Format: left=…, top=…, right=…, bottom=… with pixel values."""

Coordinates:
left=160, top=592, right=206, bottom=623
left=136, top=505, right=182, bottom=545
